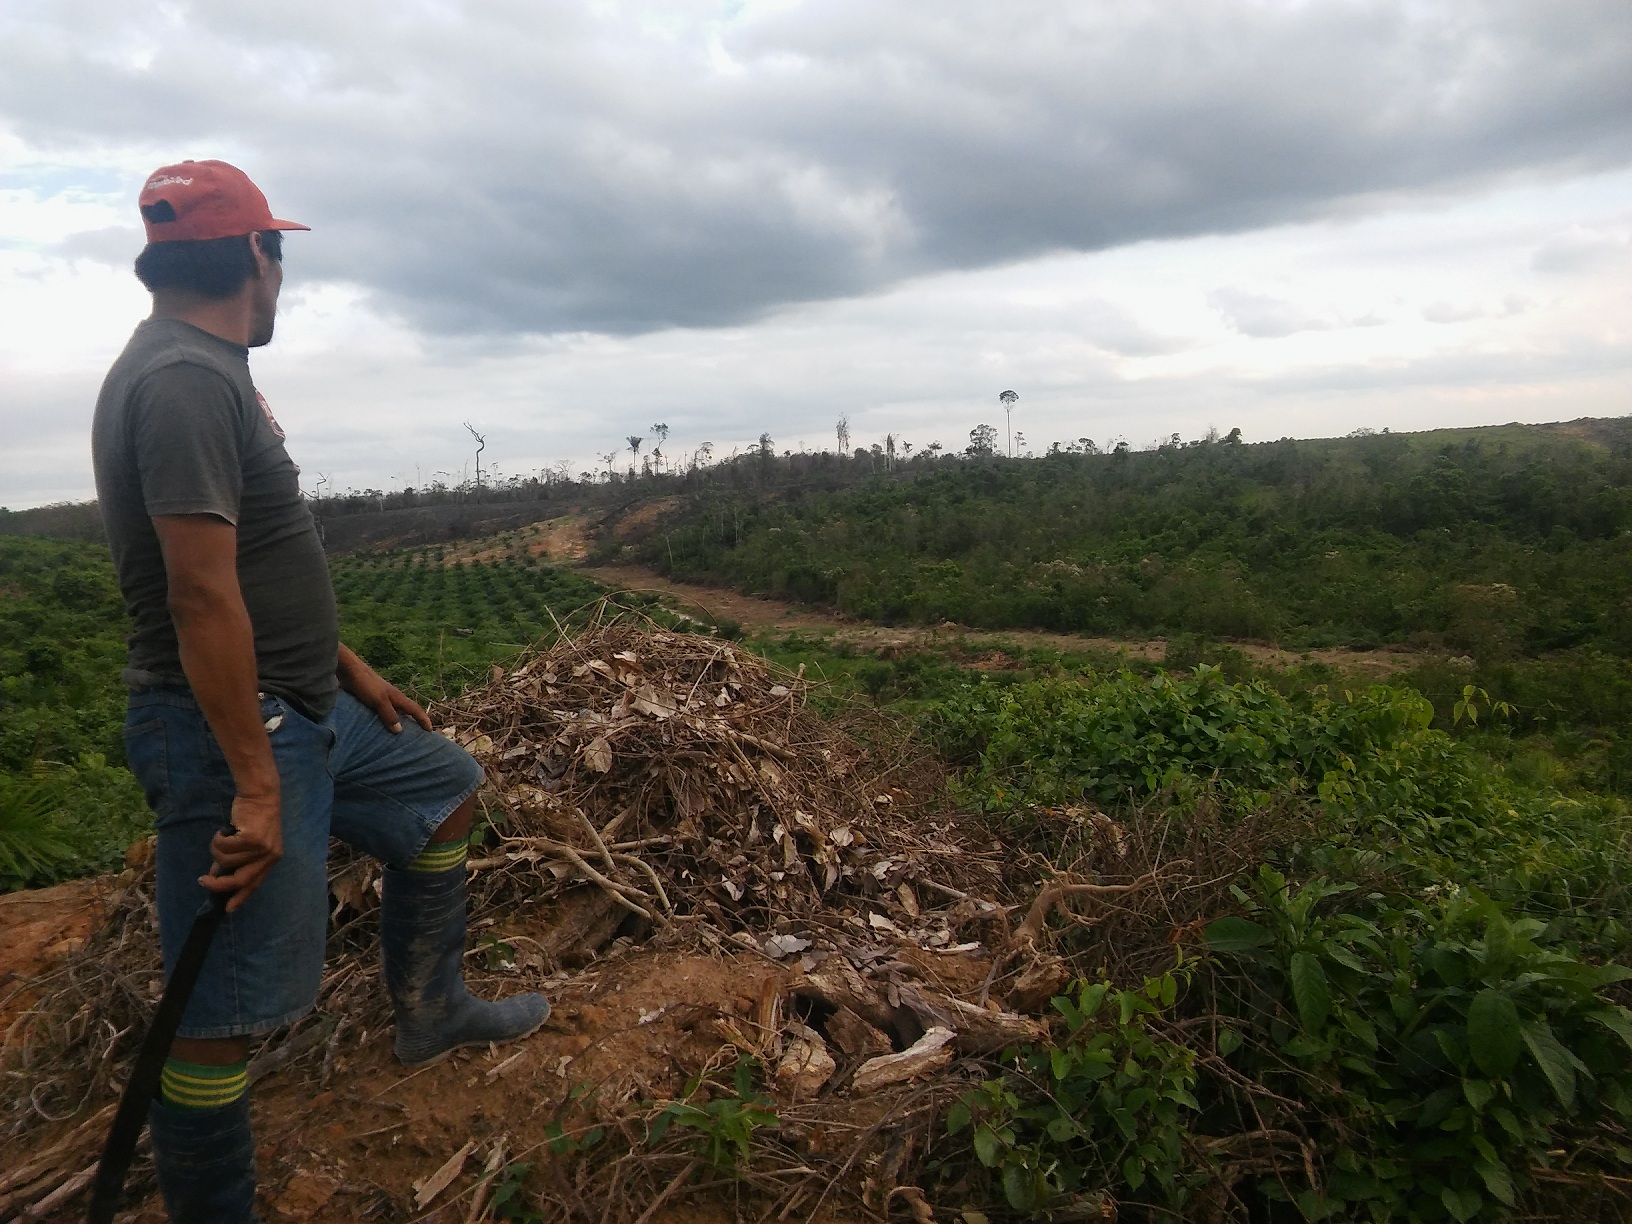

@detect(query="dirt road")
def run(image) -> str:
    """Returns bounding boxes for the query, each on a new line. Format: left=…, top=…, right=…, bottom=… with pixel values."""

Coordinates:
left=581, top=561, right=1427, bottom=678
left=408, top=514, right=1428, bottom=677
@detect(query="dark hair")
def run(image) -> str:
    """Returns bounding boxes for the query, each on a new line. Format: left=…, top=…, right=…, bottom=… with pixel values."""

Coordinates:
left=133, top=230, right=283, bottom=298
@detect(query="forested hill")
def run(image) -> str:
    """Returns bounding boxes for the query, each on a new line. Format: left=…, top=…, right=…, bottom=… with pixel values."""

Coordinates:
left=617, top=418, right=1632, bottom=660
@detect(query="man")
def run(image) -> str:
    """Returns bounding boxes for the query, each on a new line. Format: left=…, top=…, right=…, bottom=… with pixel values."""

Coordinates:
left=91, top=160, right=547, bottom=1223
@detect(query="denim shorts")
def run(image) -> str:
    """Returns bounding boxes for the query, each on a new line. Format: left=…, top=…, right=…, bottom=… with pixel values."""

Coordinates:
left=123, top=687, right=483, bottom=1040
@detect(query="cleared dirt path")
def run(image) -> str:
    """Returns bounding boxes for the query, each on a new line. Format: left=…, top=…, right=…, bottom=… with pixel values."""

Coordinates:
left=580, top=561, right=1428, bottom=678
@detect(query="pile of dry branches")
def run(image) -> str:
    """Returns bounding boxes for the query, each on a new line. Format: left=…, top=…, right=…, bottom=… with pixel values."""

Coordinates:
left=442, top=621, right=997, bottom=937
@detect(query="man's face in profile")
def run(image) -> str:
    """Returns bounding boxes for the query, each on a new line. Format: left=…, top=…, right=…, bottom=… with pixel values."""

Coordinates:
left=248, top=232, right=282, bottom=348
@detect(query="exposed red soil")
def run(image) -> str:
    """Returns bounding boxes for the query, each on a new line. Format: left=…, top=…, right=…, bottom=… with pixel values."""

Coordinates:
left=0, top=879, right=109, bottom=1027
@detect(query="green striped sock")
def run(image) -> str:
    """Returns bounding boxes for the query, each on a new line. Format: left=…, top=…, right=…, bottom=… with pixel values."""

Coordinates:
left=160, top=1058, right=247, bottom=1111
left=407, top=839, right=468, bottom=874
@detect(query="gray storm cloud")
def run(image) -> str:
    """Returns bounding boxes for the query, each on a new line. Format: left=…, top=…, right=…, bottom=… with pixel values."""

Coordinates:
left=3, top=0, right=1631, bottom=335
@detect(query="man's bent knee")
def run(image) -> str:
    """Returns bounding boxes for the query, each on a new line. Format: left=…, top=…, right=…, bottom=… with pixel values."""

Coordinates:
left=172, top=1035, right=250, bottom=1065
left=429, top=792, right=478, bottom=845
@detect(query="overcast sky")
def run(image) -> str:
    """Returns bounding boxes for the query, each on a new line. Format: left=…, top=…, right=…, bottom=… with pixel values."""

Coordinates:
left=3, top=0, right=1630, bottom=507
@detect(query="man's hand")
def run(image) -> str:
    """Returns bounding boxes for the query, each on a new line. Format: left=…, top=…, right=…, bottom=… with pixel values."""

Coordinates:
left=338, top=643, right=432, bottom=733
left=200, top=789, right=284, bottom=913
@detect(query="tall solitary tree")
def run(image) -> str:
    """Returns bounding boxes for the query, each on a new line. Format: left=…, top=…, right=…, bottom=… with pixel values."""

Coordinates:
left=999, top=390, right=1018, bottom=457
left=836, top=415, right=851, bottom=455
left=626, top=435, right=644, bottom=475
left=649, top=422, right=670, bottom=472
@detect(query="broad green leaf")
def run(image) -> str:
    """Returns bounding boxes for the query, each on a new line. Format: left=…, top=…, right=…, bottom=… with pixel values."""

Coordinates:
left=1051, top=1048, right=1072, bottom=1081
left=1462, top=1078, right=1495, bottom=1111
left=1001, top=1162, right=1038, bottom=1210
left=1590, top=1006, right=1632, bottom=1055
left=646, top=1109, right=675, bottom=1143
left=1322, top=943, right=1368, bottom=973
left=1466, top=989, right=1521, bottom=1078
left=1158, top=973, right=1177, bottom=1007
left=1442, top=1186, right=1481, bottom=1222
left=1046, top=1115, right=1080, bottom=1142
left=1204, top=916, right=1272, bottom=953
left=1430, top=947, right=1471, bottom=988
left=972, top=1123, right=1002, bottom=1168
left=1122, top=1154, right=1146, bottom=1191
left=1217, top=1027, right=1243, bottom=1057
left=1482, top=914, right=1514, bottom=976
left=1521, top=1022, right=1577, bottom=1109
left=1476, top=1160, right=1516, bottom=1206
left=1490, top=1106, right=1523, bottom=1141
left=1290, top=951, right=1331, bottom=1033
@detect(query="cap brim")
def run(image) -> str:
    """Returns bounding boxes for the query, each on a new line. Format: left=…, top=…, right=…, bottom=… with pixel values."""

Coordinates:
left=268, top=218, right=311, bottom=231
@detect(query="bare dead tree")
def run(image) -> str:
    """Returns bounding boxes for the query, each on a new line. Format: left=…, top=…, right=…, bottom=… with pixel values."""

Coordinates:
left=464, top=422, right=487, bottom=491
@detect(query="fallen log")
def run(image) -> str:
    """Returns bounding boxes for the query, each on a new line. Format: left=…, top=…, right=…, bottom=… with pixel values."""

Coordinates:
left=850, top=1027, right=956, bottom=1095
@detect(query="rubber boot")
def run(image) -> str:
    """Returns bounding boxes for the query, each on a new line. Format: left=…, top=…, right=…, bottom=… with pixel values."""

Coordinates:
left=148, top=1095, right=260, bottom=1224
left=380, top=862, right=549, bottom=1066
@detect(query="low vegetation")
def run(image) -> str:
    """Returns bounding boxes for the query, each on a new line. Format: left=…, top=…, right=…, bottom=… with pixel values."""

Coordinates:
left=918, top=664, right=1630, bottom=1219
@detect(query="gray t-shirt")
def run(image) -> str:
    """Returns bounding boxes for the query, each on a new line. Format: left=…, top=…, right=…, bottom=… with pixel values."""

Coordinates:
left=91, top=318, right=340, bottom=716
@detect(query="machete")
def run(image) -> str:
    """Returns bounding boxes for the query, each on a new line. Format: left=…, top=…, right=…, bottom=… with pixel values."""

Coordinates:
left=86, top=886, right=230, bottom=1224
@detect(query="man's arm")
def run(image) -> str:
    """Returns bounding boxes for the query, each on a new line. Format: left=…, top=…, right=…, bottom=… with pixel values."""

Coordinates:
left=153, top=513, right=282, bottom=912
left=337, top=642, right=432, bottom=733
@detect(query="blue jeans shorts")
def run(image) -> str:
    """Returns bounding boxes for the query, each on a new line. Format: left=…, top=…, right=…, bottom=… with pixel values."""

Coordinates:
left=123, top=687, right=483, bottom=1040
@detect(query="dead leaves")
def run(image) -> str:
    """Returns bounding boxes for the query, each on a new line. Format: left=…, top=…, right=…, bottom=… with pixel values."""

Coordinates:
left=582, top=736, right=612, bottom=773
left=436, top=619, right=976, bottom=937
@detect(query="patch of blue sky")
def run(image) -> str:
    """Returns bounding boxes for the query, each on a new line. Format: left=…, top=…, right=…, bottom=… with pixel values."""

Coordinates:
left=0, top=161, right=129, bottom=197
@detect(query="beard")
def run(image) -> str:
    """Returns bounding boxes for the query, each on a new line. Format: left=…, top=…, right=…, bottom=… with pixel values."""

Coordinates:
left=248, top=295, right=278, bottom=347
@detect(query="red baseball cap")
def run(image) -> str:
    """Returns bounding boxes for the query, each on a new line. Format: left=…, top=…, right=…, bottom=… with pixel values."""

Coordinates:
left=138, top=159, right=310, bottom=243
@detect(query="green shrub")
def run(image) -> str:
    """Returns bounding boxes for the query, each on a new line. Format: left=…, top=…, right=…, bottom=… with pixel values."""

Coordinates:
left=947, top=969, right=1201, bottom=1215
left=1205, top=869, right=1632, bottom=1221
left=0, top=774, right=78, bottom=888
left=645, top=1058, right=778, bottom=1171
left=925, top=667, right=1433, bottom=816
